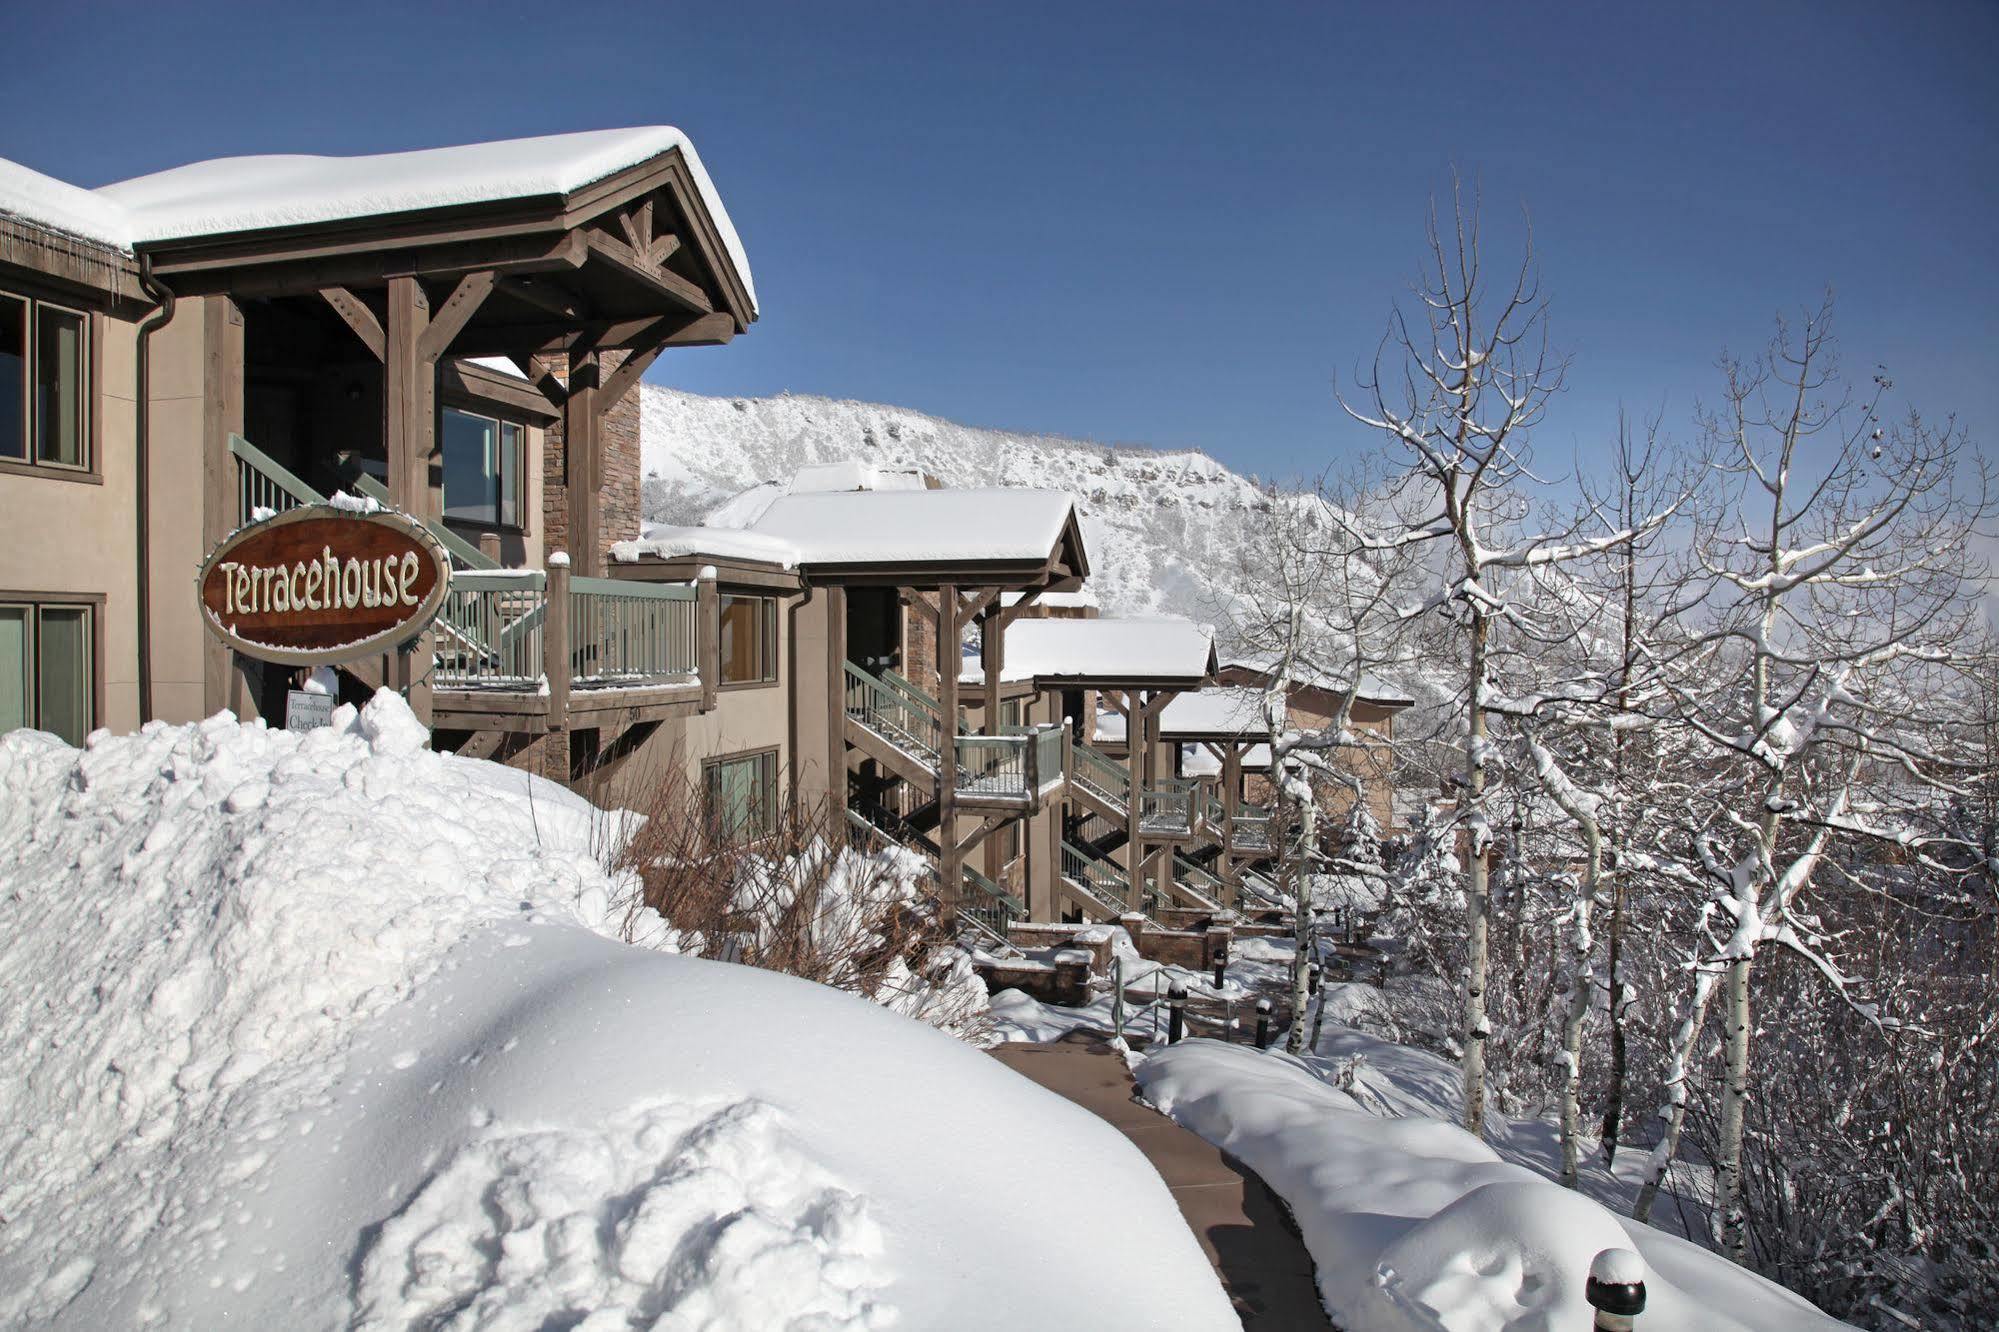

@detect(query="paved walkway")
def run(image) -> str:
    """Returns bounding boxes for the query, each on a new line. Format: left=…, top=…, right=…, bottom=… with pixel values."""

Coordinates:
left=991, top=1032, right=1332, bottom=1329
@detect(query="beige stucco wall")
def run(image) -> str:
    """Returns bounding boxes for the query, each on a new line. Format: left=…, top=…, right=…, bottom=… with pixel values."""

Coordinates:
left=0, top=309, right=141, bottom=734
left=143, top=302, right=221, bottom=724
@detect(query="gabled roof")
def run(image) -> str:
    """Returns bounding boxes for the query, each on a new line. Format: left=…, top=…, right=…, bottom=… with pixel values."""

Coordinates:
left=1219, top=654, right=1414, bottom=706
left=2, top=127, right=755, bottom=314
left=971, top=616, right=1214, bottom=688
left=746, top=487, right=1086, bottom=581
left=1159, top=687, right=1283, bottom=739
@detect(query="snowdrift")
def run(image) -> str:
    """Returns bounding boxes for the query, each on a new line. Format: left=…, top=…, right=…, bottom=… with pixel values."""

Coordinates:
left=0, top=696, right=1235, bottom=1329
left=1137, top=1039, right=1849, bottom=1332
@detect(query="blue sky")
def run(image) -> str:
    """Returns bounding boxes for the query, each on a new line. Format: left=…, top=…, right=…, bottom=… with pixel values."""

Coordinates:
left=6, top=1, right=1993, bottom=483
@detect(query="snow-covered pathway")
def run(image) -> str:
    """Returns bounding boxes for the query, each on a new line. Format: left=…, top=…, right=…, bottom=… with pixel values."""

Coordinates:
left=992, top=1034, right=1330, bottom=1329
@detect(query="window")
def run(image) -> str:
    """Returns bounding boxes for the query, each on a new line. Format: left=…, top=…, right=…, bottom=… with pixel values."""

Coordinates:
left=704, top=749, right=778, bottom=841
left=442, top=406, right=524, bottom=527
left=1, top=292, right=88, bottom=471
left=719, top=595, right=778, bottom=685
left=1, top=601, right=93, bottom=745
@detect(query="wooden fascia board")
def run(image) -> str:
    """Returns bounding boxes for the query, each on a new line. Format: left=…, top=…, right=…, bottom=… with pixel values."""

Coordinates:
left=606, top=558, right=801, bottom=592
left=155, top=232, right=587, bottom=300
left=137, top=197, right=571, bottom=276
left=796, top=559, right=1056, bottom=588
left=1026, top=673, right=1214, bottom=691
left=439, top=360, right=561, bottom=421
left=560, top=150, right=755, bottom=332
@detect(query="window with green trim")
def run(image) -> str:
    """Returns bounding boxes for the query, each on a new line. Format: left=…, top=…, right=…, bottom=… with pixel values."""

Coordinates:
left=0, top=601, right=93, bottom=745
left=703, top=749, right=778, bottom=841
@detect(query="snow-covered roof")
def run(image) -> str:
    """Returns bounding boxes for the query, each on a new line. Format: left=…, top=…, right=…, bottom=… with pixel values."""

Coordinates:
left=0, top=157, right=129, bottom=248
left=747, top=488, right=1078, bottom=566
left=1221, top=655, right=1413, bottom=706
left=702, top=480, right=786, bottom=530
left=1001, top=587, right=1100, bottom=611
left=612, top=523, right=801, bottom=568
left=787, top=462, right=930, bottom=494
left=3, top=128, right=755, bottom=310
left=973, top=616, right=1212, bottom=684
left=1159, top=687, right=1282, bottom=738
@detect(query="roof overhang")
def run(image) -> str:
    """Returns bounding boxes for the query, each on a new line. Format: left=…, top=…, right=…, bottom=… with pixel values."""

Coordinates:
left=133, top=145, right=754, bottom=351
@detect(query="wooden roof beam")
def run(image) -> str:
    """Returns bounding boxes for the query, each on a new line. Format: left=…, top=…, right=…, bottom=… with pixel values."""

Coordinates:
left=318, top=286, right=384, bottom=361
left=496, top=274, right=586, bottom=320
left=417, top=270, right=497, bottom=361
left=583, top=229, right=713, bottom=315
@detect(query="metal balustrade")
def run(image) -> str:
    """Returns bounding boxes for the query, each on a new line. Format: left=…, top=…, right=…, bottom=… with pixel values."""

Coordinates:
left=1172, top=855, right=1227, bottom=909
left=435, top=570, right=697, bottom=689
left=955, top=863, right=1025, bottom=942
left=844, top=662, right=943, bottom=767
left=1138, top=785, right=1195, bottom=836
left=231, top=433, right=321, bottom=527
left=1061, top=841, right=1134, bottom=914
left=1231, top=800, right=1275, bottom=852
left=435, top=570, right=547, bottom=687
left=954, top=723, right=1064, bottom=802
left=1072, top=740, right=1131, bottom=811
left=568, top=577, right=697, bottom=683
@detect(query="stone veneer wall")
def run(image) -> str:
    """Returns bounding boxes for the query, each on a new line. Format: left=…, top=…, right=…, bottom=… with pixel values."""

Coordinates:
left=541, top=350, right=640, bottom=571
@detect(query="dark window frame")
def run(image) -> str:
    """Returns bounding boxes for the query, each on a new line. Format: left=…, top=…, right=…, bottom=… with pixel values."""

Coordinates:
left=439, top=403, right=528, bottom=534
left=0, top=286, right=96, bottom=483
left=0, top=591, right=102, bottom=745
left=718, top=593, right=780, bottom=689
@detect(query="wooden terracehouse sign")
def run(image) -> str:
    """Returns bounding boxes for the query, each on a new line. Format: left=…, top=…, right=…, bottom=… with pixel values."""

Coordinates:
left=196, top=506, right=451, bottom=665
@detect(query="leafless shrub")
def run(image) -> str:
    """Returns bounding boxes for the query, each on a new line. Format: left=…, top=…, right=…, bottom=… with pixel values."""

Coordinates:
left=580, top=751, right=991, bottom=1041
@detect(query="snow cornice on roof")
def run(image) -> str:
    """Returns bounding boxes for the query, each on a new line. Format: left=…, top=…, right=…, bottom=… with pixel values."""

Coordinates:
left=0, top=127, right=755, bottom=313
left=980, top=616, right=1215, bottom=687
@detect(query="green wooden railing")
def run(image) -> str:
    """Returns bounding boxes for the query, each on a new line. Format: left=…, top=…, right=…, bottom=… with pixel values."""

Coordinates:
left=230, top=433, right=321, bottom=526
left=1172, top=855, right=1226, bottom=910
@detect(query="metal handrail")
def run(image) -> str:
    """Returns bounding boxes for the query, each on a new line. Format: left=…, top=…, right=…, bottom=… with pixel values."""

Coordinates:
left=230, top=434, right=323, bottom=528
left=1173, top=855, right=1227, bottom=905
left=881, top=668, right=941, bottom=713
left=343, top=468, right=499, bottom=572
left=434, top=570, right=546, bottom=687
left=956, top=862, right=1026, bottom=941
left=1072, top=740, right=1131, bottom=810
left=844, top=662, right=943, bottom=767
left=1061, top=840, right=1133, bottom=914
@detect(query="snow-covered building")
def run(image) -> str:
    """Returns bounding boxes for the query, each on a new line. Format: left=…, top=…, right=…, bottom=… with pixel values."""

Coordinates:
left=0, top=126, right=1396, bottom=945
left=0, top=127, right=754, bottom=756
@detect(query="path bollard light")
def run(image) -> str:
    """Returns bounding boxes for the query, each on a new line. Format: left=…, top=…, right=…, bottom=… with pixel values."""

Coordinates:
left=1254, top=998, right=1274, bottom=1049
left=1167, top=983, right=1188, bottom=1044
left=1307, top=960, right=1322, bottom=996
left=1585, top=1248, right=1646, bottom=1330
left=1212, top=952, right=1228, bottom=992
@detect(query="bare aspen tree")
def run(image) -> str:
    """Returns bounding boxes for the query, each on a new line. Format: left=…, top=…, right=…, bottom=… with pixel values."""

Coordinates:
left=1227, top=471, right=1417, bottom=1055
left=1341, top=180, right=1659, bottom=1133
left=1647, top=299, right=1992, bottom=1261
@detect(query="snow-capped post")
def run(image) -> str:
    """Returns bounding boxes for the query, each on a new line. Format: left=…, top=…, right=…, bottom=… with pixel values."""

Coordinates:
left=1585, top=1249, right=1646, bottom=1330
left=1212, top=948, right=1227, bottom=992
left=696, top=565, right=720, bottom=711
left=1167, top=983, right=1187, bottom=1044
left=1254, top=997, right=1273, bottom=1050
left=1307, top=959, right=1321, bottom=997
left=1110, top=954, right=1126, bottom=1043
left=544, top=552, right=571, bottom=722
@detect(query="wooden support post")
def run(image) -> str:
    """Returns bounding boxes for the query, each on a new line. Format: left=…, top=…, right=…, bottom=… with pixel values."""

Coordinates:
left=980, top=596, right=1003, bottom=735
left=937, top=584, right=962, bottom=891
left=1223, top=742, right=1245, bottom=878
left=826, top=585, right=847, bottom=823
left=565, top=349, right=603, bottom=576
left=201, top=296, right=245, bottom=717
left=386, top=276, right=435, bottom=727
left=698, top=571, right=720, bottom=712
left=543, top=555, right=572, bottom=727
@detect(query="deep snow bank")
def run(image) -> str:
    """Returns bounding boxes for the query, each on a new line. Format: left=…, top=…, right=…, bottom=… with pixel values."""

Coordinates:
left=0, top=697, right=1236, bottom=1329
left=1137, top=1040, right=1849, bottom=1332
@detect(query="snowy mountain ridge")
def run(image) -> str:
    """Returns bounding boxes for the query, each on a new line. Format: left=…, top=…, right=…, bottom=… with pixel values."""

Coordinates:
left=638, top=384, right=1296, bottom=630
